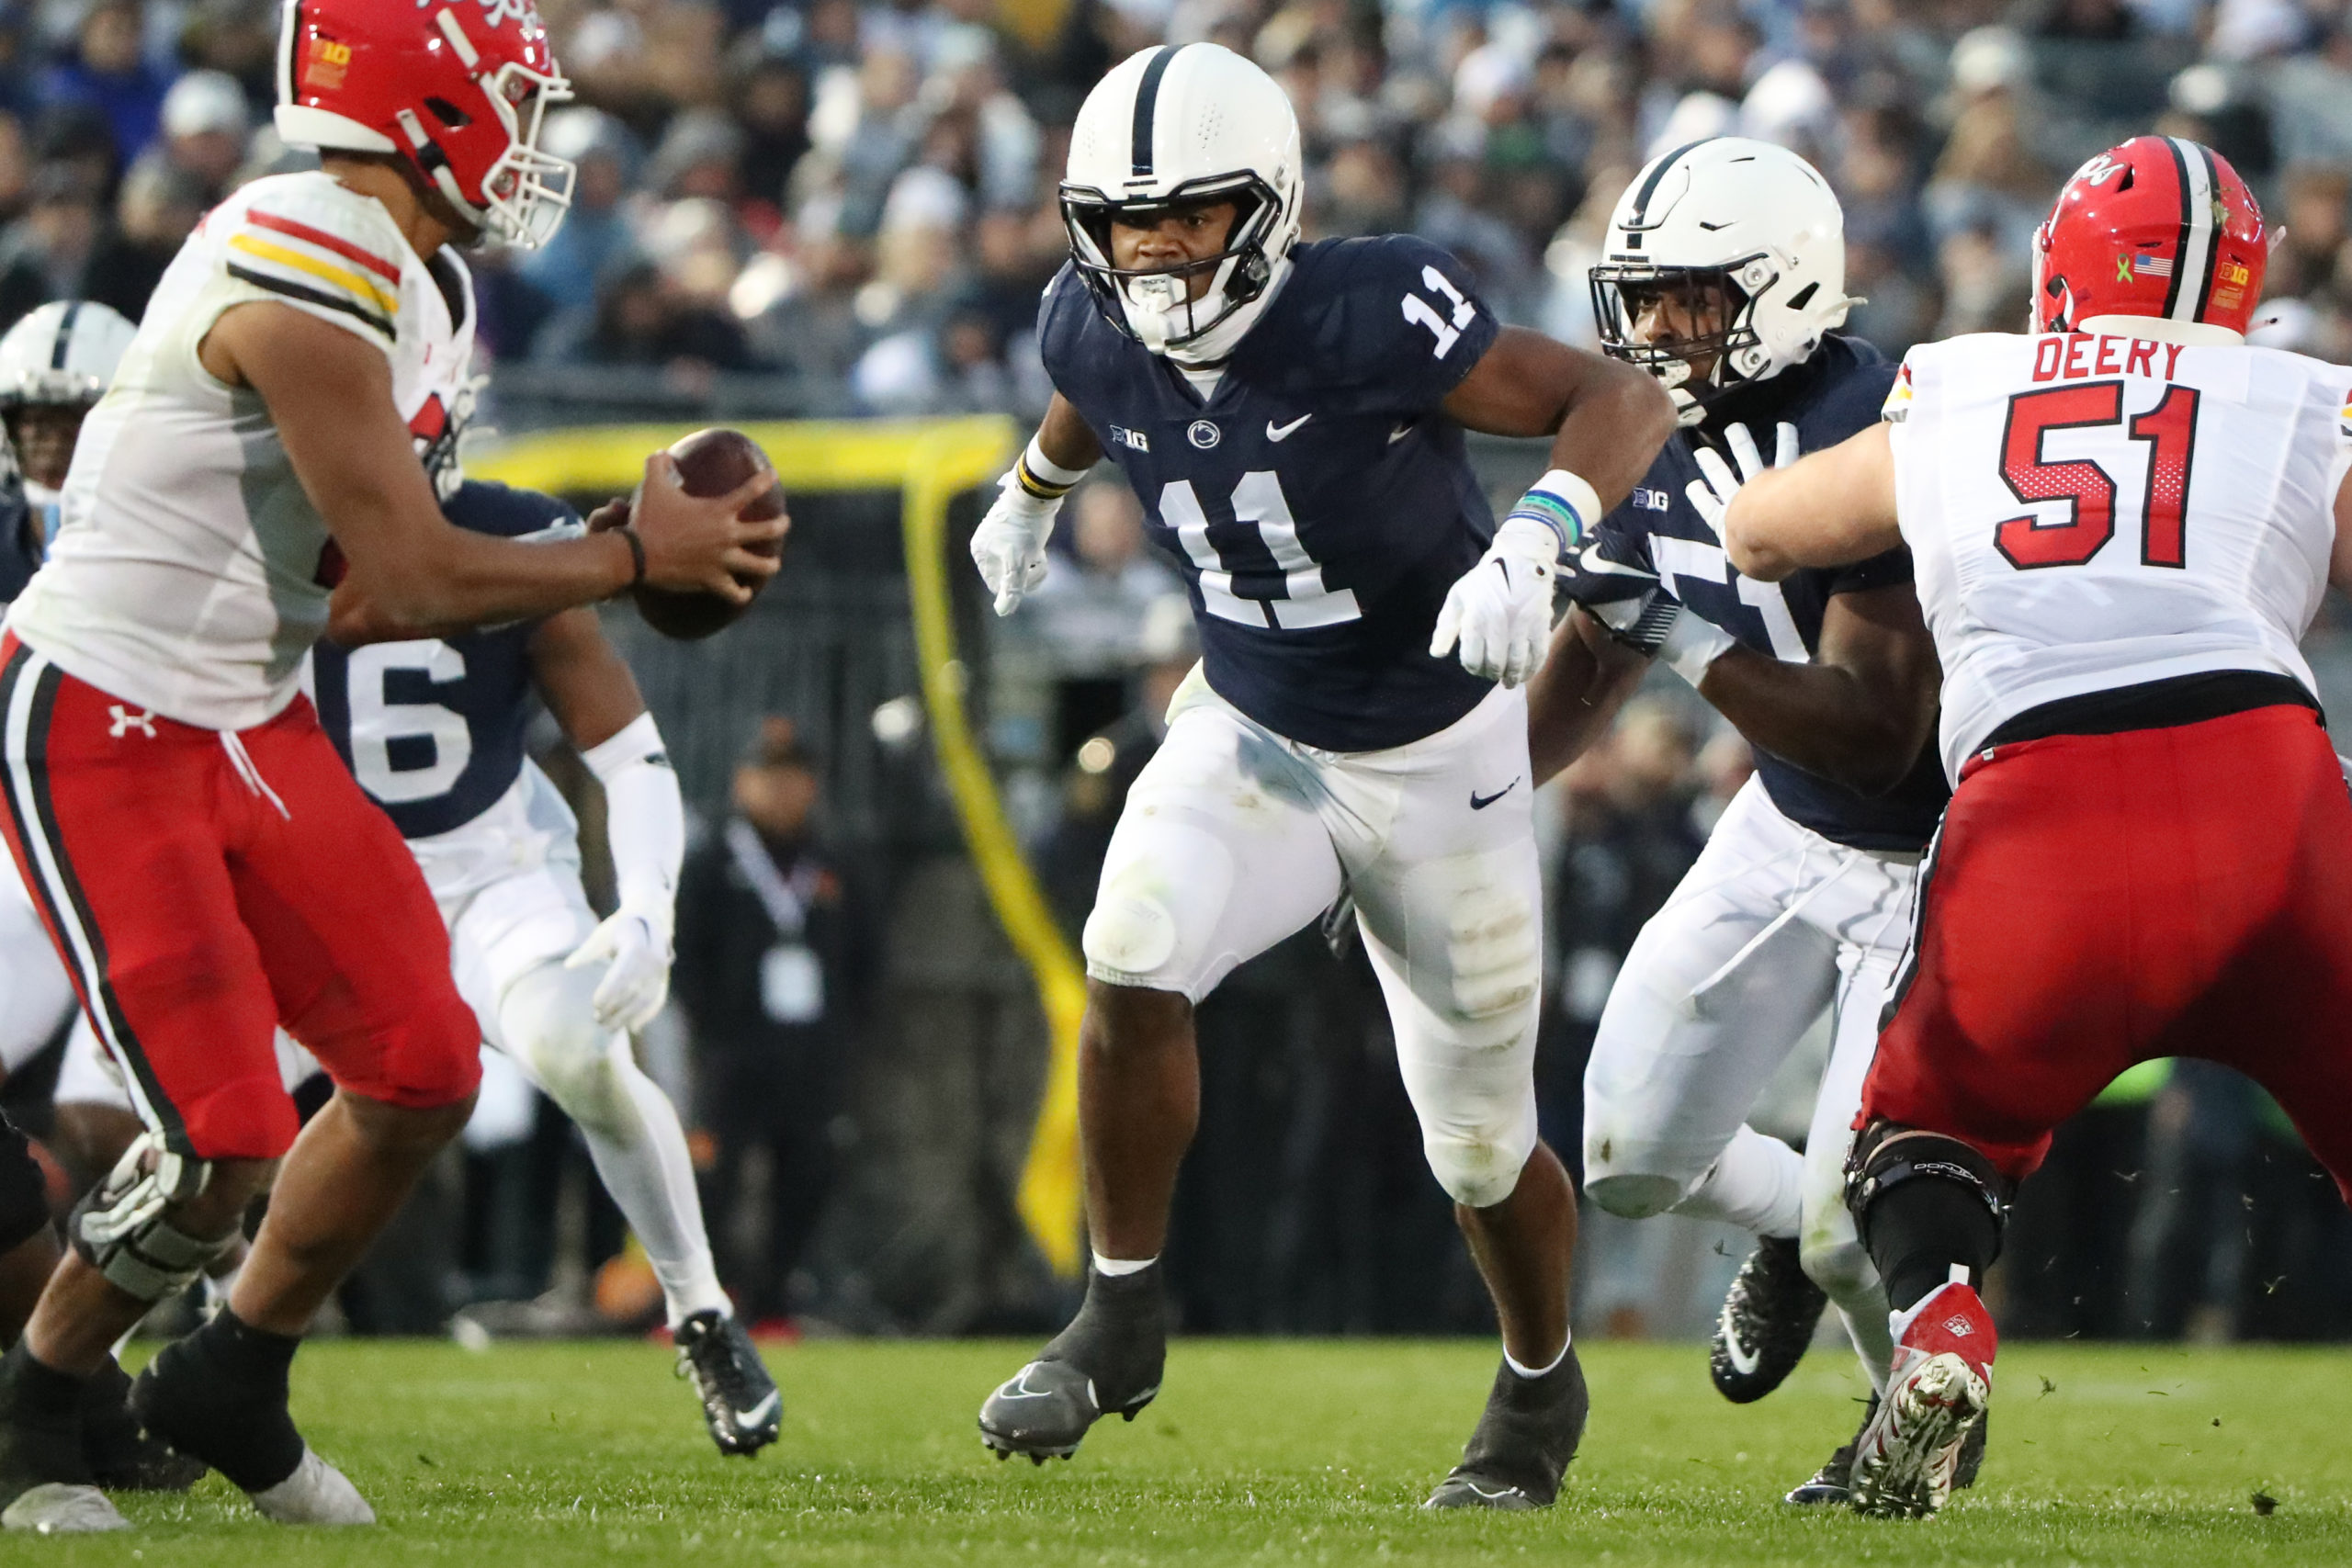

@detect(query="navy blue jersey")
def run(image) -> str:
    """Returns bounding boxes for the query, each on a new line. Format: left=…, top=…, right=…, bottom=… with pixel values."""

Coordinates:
left=1039, top=234, right=1502, bottom=752
left=311, top=480, right=578, bottom=839
left=0, top=478, right=37, bottom=604
left=1568, top=336, right=1950, bottom=852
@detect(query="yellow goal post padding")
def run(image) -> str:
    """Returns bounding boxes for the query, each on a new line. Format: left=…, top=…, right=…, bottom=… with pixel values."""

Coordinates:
left=469, top=415, right=1088, bottom=1278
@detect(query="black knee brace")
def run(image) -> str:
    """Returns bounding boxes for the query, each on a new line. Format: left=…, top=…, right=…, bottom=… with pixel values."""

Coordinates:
left=0, top=1116, right=49, bottom=1255
left=1846, top=1121, right=2011, bottom=1312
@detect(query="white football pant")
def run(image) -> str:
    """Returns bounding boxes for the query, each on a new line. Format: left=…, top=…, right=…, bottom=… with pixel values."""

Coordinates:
left=0, top=847, right=76, bottom=1075
left=1083, top=670, right=1544, bottom=1209
left=440, top=840, right=728, bottom=1326
left=1582, top=774, right=1919, bottom=1389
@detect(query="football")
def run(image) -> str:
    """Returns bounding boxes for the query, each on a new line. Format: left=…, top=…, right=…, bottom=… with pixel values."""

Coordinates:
left=627, top=427, right=788, bottom=641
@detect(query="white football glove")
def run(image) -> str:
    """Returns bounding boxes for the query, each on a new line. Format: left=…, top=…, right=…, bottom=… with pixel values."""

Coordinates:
left=1430, top=516, right=1558, bottom=688
left=969, top=473, right=1060, bottom=616
left=564, top=901, right=673, bottom=1034
left=1685, top=421, right=1799, bottom=542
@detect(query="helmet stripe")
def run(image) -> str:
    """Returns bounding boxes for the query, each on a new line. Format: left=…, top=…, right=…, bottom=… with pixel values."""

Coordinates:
left=1129, top=45, right=1183, bottom=179
left=2187, top=141, right=2225, bottom=324
left=2164, top=135, right=2214, bottom=324
left=50, top=302, right=79, bottom=371
left=1621, top=141, right=1708, bottom=253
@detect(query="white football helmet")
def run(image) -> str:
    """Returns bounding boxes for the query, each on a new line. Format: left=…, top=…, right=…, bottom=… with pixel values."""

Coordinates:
left=0, top=300, right=135, bottom=411
left=1590, top=137, right=1854, bottom=424
left=1061, top=43, right=1304, bottom=364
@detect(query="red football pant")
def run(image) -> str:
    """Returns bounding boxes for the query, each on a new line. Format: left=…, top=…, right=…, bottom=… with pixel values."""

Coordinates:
left=1862, top=703, right=2352, bottom=1200
left=0, top=637, right=481, bottom=1160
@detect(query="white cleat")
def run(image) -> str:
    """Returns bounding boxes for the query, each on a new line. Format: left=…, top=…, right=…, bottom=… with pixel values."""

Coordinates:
left=1849, top=1281, right=1996, bottom=1520
left=1, top=1483, right=130, bottom=1533
left=248, top=1448, right=375, bottom=1526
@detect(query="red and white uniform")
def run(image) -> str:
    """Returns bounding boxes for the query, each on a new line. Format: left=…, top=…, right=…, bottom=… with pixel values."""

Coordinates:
left=0, top=172, right=481, bottom=1160
left=8, top=172, right=473, bottom=729
left=1861, top=328, right=2352, bottom=1190
left=1883, top=331, right=2346, bottom=782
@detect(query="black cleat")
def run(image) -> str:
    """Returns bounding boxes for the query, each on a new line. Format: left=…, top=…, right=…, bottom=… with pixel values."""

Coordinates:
left=81, top=1359, right=203, bottom=1494
left=1953, top=1404, right=1987, bottom=1490
left=1786, top=1393, right=1874, bottom=1505
left=978, top=1264, right=1165, bottom=1462
left=674, top=1311, right=782, bottom=1457
left=1711, top=1235, right=1827, bottom=1404
left=0, top=1344, right=125, bottom=1532
left=1424, top=1348, right=1589, bottom=1510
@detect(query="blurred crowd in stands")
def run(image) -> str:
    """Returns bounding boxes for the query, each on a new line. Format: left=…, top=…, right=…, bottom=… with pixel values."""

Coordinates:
left=0, top=0, right=2349, bottom=412
left=0, top=0, right=2348, bottom=1341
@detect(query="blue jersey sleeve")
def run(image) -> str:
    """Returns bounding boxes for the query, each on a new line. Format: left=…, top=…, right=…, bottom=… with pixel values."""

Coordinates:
left=443, top=479, right=582, bottom=541
left=1317, top=234, right=1499, bottom=413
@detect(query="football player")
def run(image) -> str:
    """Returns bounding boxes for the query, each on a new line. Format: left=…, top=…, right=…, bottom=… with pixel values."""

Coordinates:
left=1723, top=135, right=2352, bottom=1517
left=0, top=0, right=778, bottom=1534
left=314, top=478, right=783, bottom=1456
left=0, top=302, right=138, bottom=1086
left=0, top=298, right=201, bottom=1495
left=970, top=43, right=1676, bottom=1509
left=1521, top=138, right=1957, bottom=1504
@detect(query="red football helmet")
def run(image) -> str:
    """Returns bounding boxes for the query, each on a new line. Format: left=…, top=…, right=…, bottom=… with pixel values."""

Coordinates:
left=275, top=0, right=575, bottom=250
left=2032, top=136, right=2266, bottom=337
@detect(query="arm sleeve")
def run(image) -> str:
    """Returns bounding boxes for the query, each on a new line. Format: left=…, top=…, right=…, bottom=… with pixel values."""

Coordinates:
left=582, top=712, right=684, bottom=931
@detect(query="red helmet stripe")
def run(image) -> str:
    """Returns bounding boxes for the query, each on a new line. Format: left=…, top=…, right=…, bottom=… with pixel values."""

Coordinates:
left=2162, top=136, right=2214, bottom=324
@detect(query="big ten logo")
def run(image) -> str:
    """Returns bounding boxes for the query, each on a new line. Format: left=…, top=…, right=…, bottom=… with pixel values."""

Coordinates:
left=303, top=36, right=351, bottom=92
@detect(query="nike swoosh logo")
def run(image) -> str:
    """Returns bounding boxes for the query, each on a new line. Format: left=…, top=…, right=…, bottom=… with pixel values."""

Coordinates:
left=1388, top=421, right=1415, bottom=444
left=1469, top=778, right=1521, bottom=810
left=735, top=1391, right=781, bottom=1429
left=993, top=1364, right=1056, bottom=1401
left=1719, top=1303, right=1764, bottom=1377
left=1461, top=1482, right=1523, bottom=1500
left=1267, top=413, right=1311, bottom=441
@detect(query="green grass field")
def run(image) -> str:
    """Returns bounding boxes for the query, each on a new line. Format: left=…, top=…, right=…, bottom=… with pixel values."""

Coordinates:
left=30, top=1337, right=2352, bottom=1565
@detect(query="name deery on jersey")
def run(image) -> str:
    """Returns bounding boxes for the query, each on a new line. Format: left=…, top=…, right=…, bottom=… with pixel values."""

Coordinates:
left=1037, top=232, right=1502, bottom=753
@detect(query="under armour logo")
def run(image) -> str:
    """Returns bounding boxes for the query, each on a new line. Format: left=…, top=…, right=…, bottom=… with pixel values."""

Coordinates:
left=107, top=705, right=155, bottom=739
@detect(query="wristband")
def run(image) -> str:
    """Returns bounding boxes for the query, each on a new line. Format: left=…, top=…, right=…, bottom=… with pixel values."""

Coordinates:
left=582, top=711, right=668, bottom=782
left=616, top=525, right=647, bottom=588
left=1013, top=435, right=1092, bottom=501
left=1506, top=468, right=1604, bottom=567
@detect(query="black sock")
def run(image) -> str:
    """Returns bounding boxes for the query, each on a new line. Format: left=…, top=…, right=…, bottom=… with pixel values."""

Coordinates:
left=1860, top=1178, right=2001, bottom=1313
left=0, top=1341, right=86, bottom=1422
left=193, top=1309, right=300, bottom=1394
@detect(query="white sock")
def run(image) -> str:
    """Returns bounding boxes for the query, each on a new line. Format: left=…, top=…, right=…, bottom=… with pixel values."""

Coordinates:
left=498, top=964, right=730, bottom=1327
left=1838, top=1303, right=1894, bottom=1395
left=576, top=1060, right=731, bottom=1325
left=1671, top=1126, right=1804, bottom=1238
left=1091, top=1252, right=1157, bottom=1278
left=1505, top=1331, right=1571, bottom=1380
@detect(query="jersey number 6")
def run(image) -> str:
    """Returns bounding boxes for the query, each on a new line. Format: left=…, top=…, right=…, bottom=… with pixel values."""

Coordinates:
left=345, top=639, right=472, bottom=803
left=1994, top=380, right=2199, bottom=570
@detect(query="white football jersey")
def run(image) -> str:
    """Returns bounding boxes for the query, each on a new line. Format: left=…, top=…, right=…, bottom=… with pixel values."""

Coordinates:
left=1885, top=329, right=2351, bottom=780
left=6, top=172, right=475, bottom=731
